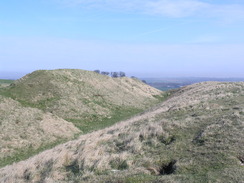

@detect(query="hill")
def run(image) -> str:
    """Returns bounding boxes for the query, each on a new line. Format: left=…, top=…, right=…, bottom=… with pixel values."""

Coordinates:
left=1, top=69, right=163, bottom=132
left=0, top=69, right=164, bottom=167
left=0, top=81, right=243, bottom=182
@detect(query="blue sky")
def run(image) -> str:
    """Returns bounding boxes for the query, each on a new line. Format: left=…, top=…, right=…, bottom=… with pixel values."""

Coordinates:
left=1, top=0, right=244, bottom=78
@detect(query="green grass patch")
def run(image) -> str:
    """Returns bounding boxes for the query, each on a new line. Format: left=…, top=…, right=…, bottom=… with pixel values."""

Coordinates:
left=110, top=158, right=129, bottom=170
left=153, top=92, right=170, bottom=101
left=65, top=91, right=170, bottom=134
left=91, top=173, right=159, bottom=183
left=0, top=138, right=67, bottom=168
left=123, top=174, right=156, bottom=183
left=66, top=107, right=143, bottom=134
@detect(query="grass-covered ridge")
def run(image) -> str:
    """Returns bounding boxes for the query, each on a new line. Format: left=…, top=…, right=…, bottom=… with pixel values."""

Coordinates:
left=1, top=69, right=164, bottom=129
left=0, top=69, right=164, bottom=167
left=0, top=81, right=243, bottom=182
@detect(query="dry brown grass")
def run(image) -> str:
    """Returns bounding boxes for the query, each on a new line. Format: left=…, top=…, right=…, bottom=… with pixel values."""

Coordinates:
left=0, top=69, right=164, bottom=170
left=0, top=81, right=243, bottom=182
left=0, top=95, right=80, bottom=160
left=6, top=69, right=162, bottom=122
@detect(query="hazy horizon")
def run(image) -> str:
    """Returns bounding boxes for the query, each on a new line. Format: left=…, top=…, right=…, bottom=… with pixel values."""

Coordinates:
left=1, top=0, right=244, bottom=77
left=1, top=70, right=244, bottom=80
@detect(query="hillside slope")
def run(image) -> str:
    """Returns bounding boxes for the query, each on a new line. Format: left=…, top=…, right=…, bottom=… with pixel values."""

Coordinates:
left=2, top=69, right=163, bottom=132
left=0, top=95, right=80, bottom=167
left=0, top=69, right=163, bottom=167
left=0, top=82, right=243, bottom=182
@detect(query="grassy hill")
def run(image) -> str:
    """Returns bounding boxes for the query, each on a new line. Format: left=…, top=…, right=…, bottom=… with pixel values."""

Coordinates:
left=1, top=69, right=163, bottom=132
left=0, top=69, right=164, bottom=168
left=0, top=81, right=243, bottom=182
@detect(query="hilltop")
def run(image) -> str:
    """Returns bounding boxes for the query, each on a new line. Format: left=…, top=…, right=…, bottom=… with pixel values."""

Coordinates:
left=2, top=69, right=163, bottom=131
left=0, top=81, right=243, bottom=182
left=0, top=69, right=164, bottom=167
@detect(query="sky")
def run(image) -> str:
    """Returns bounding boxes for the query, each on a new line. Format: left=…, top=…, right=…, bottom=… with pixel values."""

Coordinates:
left=1, top=0, right=244, bottom=79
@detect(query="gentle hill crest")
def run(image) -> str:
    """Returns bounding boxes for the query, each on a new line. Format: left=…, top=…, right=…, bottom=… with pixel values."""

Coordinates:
left=4, top=69, right=164, bottom=131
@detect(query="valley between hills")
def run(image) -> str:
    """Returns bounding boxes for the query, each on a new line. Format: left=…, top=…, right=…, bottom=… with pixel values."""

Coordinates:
left=0, top=69, right=243, bottom=182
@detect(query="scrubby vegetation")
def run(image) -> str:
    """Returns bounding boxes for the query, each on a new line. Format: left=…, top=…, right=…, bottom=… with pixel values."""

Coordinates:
left=0, top=81, right=243, bottom=182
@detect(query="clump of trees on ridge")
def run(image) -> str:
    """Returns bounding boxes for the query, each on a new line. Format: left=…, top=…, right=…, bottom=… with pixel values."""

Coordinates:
left=93, top=70, right=147, bottom=83
left=94, top=70, right=126, bottom=78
